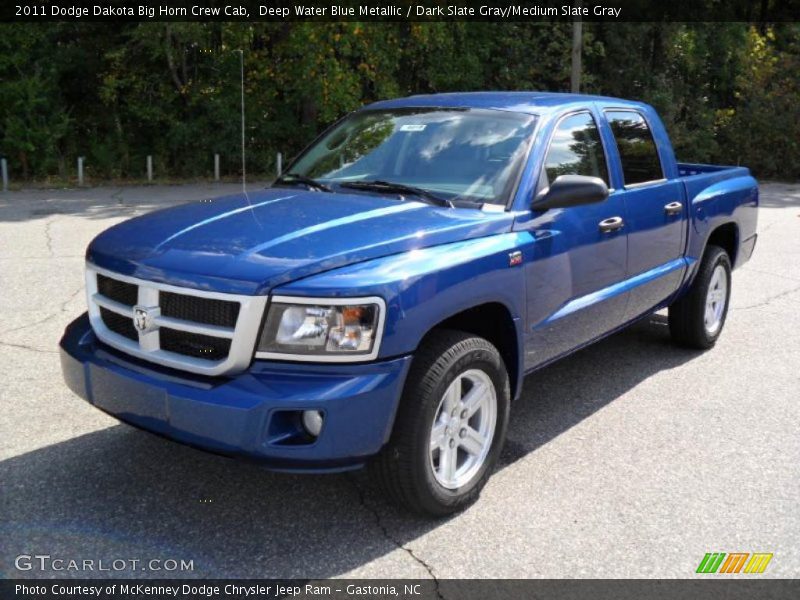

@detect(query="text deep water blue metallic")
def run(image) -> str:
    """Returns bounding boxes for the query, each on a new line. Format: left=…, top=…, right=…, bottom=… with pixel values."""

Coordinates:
left=61, top=92, right=759, bottom=471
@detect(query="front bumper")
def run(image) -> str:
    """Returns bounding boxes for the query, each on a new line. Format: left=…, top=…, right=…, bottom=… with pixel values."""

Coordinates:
left=60, top=313, right=411, bottom=472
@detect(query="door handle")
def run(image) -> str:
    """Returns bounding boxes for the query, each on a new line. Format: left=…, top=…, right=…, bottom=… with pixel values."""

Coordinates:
left=664, top=201, right=683, bottom=216
left=598, top=216, right=625, bottom=233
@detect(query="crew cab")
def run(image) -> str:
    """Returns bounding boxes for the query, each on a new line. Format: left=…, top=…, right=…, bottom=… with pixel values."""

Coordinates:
left=60, top=93, right=758, bottom=515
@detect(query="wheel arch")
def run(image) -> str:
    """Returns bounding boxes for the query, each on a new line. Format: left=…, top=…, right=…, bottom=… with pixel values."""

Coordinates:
left=419, top=301, right=523, bottom=401
left=682, top=220, right=740, bottom=294
left=706, top=221, right=739, bottom=267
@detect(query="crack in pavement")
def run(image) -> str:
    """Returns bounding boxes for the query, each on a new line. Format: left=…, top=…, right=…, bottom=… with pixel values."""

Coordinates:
left=0, top=286, right=84, bottom=337
left=348, top=476, right=445, bottom=600
left=740, top=266, right=800, bottom=283
left=732, top=284, right=800, bottom=311
left=0, top=340, right=58, bottom=354
left=111, top=188, right=124, bottom=205
left=44, top=217, right=57, bottom=256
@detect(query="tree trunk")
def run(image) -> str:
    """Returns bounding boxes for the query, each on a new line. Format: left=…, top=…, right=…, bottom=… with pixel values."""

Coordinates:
left=571, top=16, right=582, bottom=93
left=301, top=98, right=318, bottom=128
left=164, top=25, right=185, bottom=95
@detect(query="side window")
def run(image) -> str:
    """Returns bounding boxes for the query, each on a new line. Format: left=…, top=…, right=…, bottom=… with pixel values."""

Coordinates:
left=543, top=112, right=609, bottom=185
left=606, top=111, right=664, bottom=185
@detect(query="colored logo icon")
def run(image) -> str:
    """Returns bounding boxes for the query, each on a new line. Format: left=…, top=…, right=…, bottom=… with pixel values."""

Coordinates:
left=696, top=552, right=773, bottom=574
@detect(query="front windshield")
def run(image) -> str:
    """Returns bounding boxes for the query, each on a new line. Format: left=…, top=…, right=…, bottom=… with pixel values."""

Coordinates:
left=287, top=108, right=537, bottom=205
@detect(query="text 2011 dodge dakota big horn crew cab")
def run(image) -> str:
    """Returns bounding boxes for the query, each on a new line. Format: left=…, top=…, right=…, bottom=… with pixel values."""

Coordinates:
left=60, top=92, right=758, bottom=515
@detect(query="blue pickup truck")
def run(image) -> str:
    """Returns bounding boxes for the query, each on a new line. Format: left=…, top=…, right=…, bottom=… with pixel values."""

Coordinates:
left=61, top=92, right=758, bottom=515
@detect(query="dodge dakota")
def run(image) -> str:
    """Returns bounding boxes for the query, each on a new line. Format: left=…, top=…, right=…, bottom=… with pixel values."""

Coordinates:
left=60, top=92, right=758, bottom=515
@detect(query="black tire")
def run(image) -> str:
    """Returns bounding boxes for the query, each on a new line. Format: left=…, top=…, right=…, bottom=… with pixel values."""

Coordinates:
left=668, top=245, right=732, bottom=349
left=373, top=329, right=510, bottom=516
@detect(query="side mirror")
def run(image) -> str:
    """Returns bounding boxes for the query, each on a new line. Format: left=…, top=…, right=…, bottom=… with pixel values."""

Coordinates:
left=533, top=174, right=609, bottom=211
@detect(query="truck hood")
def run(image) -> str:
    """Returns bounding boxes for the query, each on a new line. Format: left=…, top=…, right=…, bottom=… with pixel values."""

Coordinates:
left=87, top=189, right=514, bottom=294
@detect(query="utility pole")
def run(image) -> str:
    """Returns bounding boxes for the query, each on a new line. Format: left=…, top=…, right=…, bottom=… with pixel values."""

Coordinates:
left=571, top=1, right=582, bottom=93
left=238, top=49, right=246, bottom=194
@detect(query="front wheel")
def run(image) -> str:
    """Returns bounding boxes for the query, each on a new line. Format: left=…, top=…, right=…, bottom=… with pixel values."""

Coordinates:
left=669, top=245, right=732, bottom=349
left=373, top=330, right=510, bottom=516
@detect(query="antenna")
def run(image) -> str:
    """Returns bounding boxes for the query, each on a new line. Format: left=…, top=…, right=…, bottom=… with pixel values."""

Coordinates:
left=238, top=49, right=246, bottom=194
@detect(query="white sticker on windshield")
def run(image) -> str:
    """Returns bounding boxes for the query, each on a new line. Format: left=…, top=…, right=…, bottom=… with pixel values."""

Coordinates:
left=399, top=124, right=426, bottom=132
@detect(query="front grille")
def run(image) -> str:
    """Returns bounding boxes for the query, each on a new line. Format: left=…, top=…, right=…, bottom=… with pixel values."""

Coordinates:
left=87, top=267, right=267, bottom=376
left=160, top=328, right=232, bottom=361
left=100, top=306, right=138, bottom=341
left=160, top=291, right=240, bottom=328
left=97, top=274, right=138, bottom=306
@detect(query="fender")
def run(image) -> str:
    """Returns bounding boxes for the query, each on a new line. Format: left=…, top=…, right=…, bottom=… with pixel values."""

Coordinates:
left=678, top=173, right=758, bottom=292
left=276, top=232, right=534, bottom=394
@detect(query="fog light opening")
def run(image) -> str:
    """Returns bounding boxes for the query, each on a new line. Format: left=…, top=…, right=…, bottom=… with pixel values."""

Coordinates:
left=301, top=410, right=324, bottom=437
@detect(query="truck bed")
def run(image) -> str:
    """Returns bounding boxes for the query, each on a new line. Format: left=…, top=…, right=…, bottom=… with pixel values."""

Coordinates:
left=677, top=162, right=740, bottom=177
left=678, top=163, right=753, bottom=201
left=676, top=162, right=758, bottom=272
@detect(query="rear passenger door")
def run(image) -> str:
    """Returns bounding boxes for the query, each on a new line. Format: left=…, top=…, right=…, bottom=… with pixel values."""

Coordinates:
left=604, top=110, right=687, bottom=318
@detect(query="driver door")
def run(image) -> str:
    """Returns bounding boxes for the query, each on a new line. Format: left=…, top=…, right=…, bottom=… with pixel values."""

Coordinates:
left=521, top=110, right=629, bottom=369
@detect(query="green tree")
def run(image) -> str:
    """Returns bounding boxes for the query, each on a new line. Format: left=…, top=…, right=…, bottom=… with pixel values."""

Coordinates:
left=0, top=21, right=798, bottom=182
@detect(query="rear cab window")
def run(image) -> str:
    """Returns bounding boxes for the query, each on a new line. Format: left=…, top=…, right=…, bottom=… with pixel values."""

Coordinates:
left=605, top=110, right=664, bottom=186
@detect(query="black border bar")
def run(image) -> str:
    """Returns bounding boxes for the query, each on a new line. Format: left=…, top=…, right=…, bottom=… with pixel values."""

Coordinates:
left=3, top=579, right=800, bottom=600
left=3, top=0, right=800, bottom=23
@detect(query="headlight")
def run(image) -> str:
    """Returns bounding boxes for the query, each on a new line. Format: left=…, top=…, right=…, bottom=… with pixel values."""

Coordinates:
left=256, top=296, right=386, bottom=362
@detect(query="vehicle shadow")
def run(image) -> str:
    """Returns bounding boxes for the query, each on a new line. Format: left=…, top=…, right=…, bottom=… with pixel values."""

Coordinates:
left=0, top=183, right=269, bottom=223
left=0, top=314, right=699, bottom=579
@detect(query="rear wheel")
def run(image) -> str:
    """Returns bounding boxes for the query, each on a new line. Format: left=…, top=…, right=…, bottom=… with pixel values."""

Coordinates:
left=374, top=330, right=510, bottom=516
left=669, top=245, right=732, bottom=349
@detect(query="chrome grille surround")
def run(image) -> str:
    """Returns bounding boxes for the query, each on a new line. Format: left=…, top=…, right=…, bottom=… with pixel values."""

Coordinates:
left=85, top=264, right=267, bottom=376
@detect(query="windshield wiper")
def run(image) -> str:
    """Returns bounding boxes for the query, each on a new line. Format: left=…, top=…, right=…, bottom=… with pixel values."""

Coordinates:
left=340, top=180, right=453, bottom=208
left=273, top=173, right=332, bottom=192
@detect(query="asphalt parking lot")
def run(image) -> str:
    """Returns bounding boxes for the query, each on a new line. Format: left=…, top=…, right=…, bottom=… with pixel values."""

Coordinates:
left=1, top=182, right=798, bottom=579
